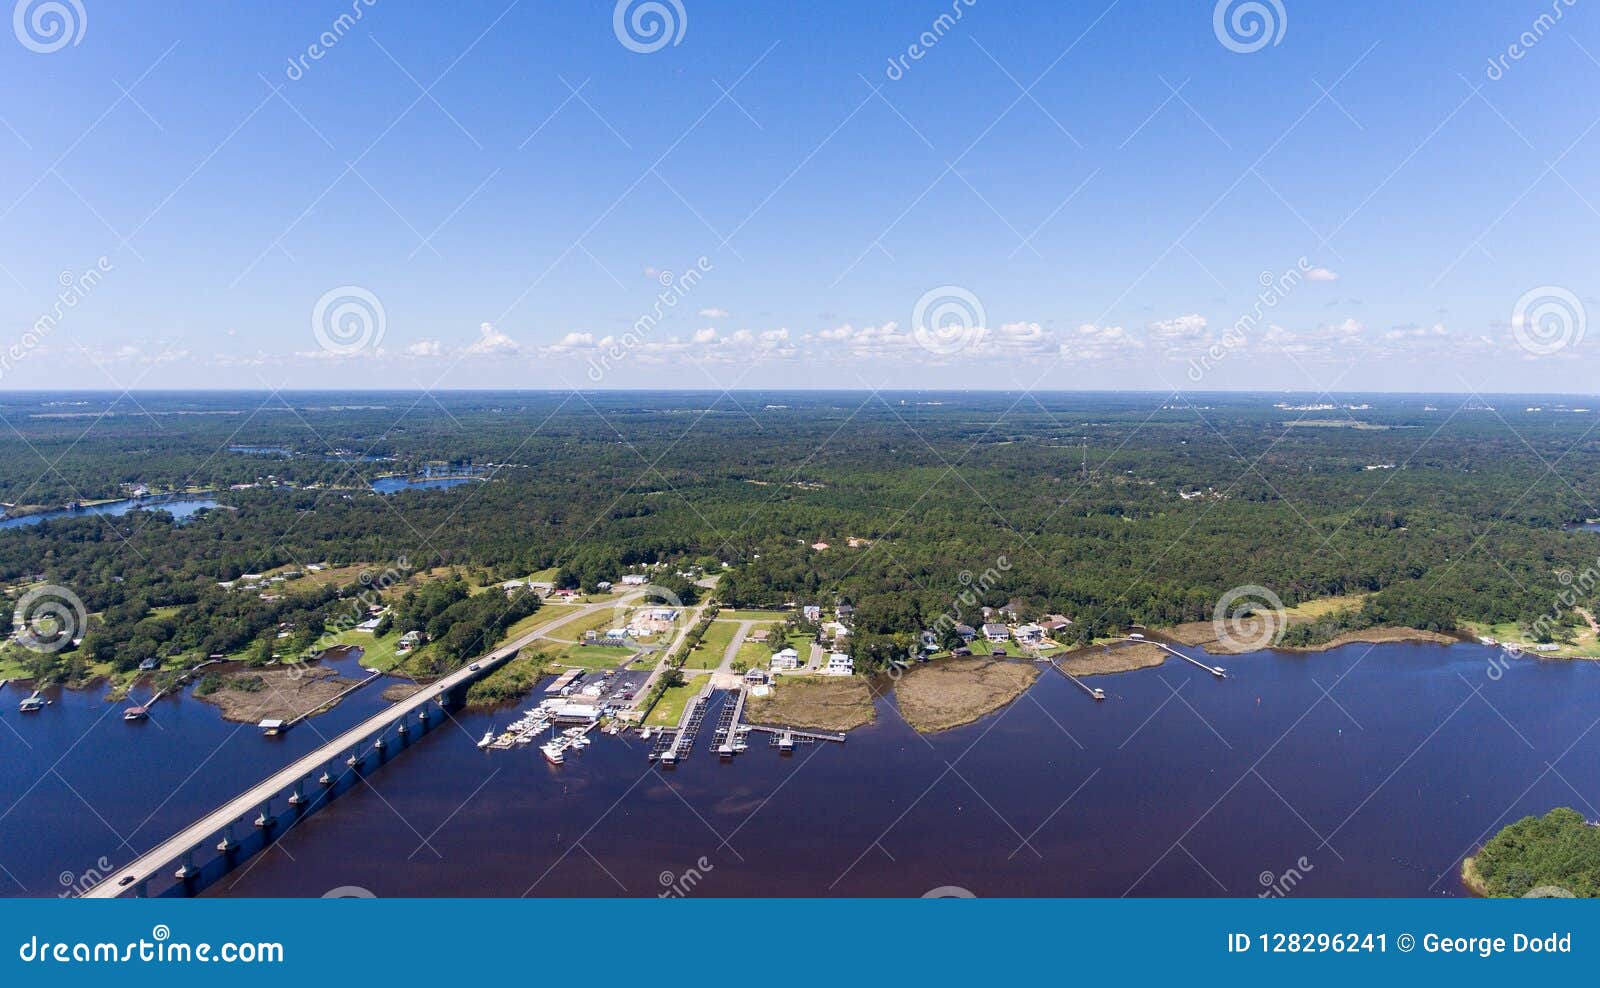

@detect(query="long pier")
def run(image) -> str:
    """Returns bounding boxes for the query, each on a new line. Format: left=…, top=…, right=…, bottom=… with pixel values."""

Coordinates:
left=713, top=686, right=749, bottom=756
left=658, top=683, right=714, bottom=766
left=745, top=724, right=847, bottom=744
left=84, top=646, right=518, bottom=898
left=282, top=669, right=383, bottom=729
left=1132, top=638, right=1228, bottom=678
left=1050, top=659, right=1106, bottom=701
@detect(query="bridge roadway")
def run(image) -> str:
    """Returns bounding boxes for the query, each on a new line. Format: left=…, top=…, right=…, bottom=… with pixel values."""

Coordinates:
left=84, top=638, right=522, bottom=898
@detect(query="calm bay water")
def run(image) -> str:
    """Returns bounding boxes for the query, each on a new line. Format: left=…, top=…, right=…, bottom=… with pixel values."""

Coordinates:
left=0, top=494, right=219, bottom=530
left=2, top=641, right=1595, bottom=898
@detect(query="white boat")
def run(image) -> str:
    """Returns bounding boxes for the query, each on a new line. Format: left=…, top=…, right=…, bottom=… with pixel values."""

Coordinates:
left=541, top=741, right=565, bottom=764
left=18, top=691, right=46, bottom=713
left=640, top=727, right=653, bottom=740
left=477, top=729, right=494, bottom=749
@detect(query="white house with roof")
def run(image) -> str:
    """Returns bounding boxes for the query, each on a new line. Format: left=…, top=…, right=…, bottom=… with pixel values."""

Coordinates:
left=981, top=622, right=1010, bottom=641
left=620, top=574, right=648, bottom=586
left=825, top=652, right=854, bottom=676
left=770, top=647, right=801, bottom=670
left=1015, top=623, right=1044, bottom=644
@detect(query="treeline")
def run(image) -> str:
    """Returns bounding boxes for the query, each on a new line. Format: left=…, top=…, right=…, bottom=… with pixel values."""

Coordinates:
left=1469, top=808, right=1600, bottom=897
left=390, top=578, right=542, bottom=674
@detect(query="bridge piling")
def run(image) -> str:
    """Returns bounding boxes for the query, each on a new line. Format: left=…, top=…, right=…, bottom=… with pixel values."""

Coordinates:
left=216, top=823, right=239, bottom=854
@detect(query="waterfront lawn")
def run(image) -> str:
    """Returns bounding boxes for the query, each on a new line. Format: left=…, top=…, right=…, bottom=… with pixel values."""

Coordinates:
left=1463, top=619, right=1600, bottom=659
left=323, top=626, right=407, bottom=671
left=645, top=681, right=698, bottom=727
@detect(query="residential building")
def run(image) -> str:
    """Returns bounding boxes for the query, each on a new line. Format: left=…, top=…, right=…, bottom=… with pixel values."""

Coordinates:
left=981, top=623, right=1010, bottom=642
left=826, top=652, right=854, bottom=675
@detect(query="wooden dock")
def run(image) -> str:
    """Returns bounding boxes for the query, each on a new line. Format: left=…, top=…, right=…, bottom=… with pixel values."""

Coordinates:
left=1135, top=639, right=1228, bottom=678
left=1049, top=659, right=1106, bottom=700
left=658, top=683, right=715, bottom=765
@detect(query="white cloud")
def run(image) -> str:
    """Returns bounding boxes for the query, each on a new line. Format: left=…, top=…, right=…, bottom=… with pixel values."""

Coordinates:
left=1305, top=267, right=1340, bottom=282
left=464, top=321, right=520, bottom=356
left=404, top=340, right=445, bottom=358
left=697, top=308, right=730, bottom=318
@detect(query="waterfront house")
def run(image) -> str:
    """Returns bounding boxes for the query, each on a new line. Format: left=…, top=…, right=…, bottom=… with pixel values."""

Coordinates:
left=770, top=647, right=801, bottom=670
left=826, top=652, right=854, bottom=675
left=981, top=623, right=1010, bottom=642
left=954, top=623, right=977, bottom=642
left=745, top=668, right=770, bottom=685
left=1015, top=623, right=1044, bottom=644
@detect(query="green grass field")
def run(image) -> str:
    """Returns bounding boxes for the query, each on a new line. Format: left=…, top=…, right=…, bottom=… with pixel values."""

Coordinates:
left=685, top=620, right=738, bottom=669
left=502, top=603, right=585, bottom=641
left=548, top=643, right=636, bottom=669
left=645, top=681, right=699, bottom=727
left=715, top=609, right=792, bottom=622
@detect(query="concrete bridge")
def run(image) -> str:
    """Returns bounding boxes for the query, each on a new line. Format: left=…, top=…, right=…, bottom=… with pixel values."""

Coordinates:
left=84, top=644, right=518, bottom=898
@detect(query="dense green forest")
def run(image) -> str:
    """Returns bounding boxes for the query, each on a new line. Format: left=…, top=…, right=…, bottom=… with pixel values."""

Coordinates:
left=2, top=390, right=1600, bottom=682
left=1469, top=808, right=1600, bottom=897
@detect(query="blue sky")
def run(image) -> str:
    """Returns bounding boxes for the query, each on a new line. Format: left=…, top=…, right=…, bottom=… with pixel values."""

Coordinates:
left=2, top=0, right=1597, bottom=391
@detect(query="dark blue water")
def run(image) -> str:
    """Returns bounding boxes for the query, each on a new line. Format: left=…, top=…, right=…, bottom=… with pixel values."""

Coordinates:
left=3, top=641, right=1595, bottom=898
left=0, top=494, right=220, bottom=529
left=370, top=467, right=486, bottom=494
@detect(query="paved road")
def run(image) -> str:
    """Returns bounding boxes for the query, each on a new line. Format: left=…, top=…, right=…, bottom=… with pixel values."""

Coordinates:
left=85, top=637, right=523, bottom=898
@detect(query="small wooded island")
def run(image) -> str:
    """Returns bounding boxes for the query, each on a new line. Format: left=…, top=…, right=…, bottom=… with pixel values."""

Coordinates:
left=1463, top=808, right=1600, bottom=897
